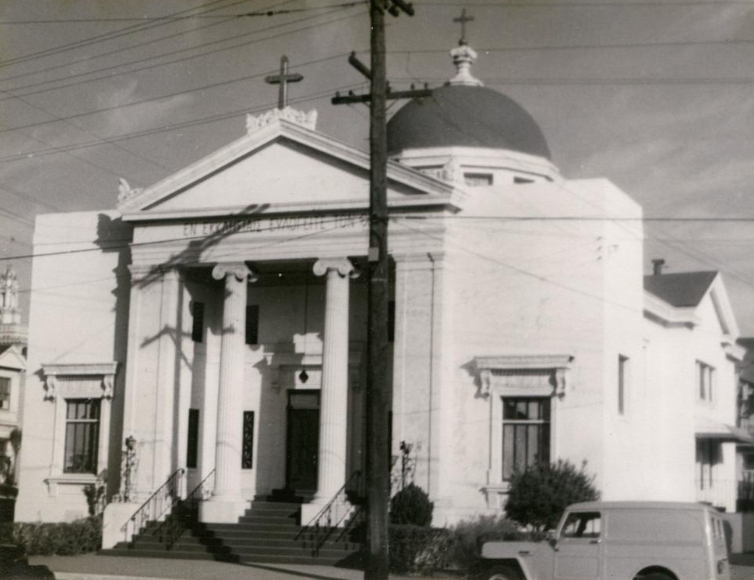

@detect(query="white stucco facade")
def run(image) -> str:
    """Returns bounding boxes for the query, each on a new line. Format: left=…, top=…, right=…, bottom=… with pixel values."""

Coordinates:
left=14, top=64, right=752, bottom=536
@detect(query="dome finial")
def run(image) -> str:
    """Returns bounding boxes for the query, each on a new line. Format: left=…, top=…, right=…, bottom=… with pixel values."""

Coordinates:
left=448, top=9, right=482, bottom=86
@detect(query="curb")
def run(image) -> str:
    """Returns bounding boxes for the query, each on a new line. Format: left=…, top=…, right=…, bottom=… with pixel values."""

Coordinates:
left=54, top=574, right=182, bottom=580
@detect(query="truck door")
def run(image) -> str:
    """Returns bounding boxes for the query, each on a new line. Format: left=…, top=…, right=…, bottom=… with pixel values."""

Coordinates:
left=553, top=511, right=602, bottom=580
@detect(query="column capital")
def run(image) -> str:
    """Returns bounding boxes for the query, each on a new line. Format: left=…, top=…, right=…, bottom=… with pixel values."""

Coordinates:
left=212, top=262, right=258, bottom=283
left=313, top=258, right=359, bottom=279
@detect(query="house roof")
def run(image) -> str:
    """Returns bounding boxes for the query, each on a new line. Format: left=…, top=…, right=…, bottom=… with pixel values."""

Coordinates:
left=643, top=271, right=718, bottom=308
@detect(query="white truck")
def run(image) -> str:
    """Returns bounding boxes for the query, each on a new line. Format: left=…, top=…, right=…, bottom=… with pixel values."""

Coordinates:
left=475, top=501, right=730, bottom=580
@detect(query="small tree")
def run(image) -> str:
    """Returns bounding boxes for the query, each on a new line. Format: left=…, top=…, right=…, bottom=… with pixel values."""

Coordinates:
left=504, top=460, right=599, bottom=532
left=390, top=483, right=434, bottom=527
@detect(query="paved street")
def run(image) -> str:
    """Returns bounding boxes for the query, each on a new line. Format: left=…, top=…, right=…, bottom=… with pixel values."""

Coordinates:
left=23, top=553, right=754, bottom=580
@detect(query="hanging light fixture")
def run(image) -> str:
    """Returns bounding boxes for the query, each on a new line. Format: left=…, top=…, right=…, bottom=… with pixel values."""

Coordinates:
left=299, top=266, right=309, bottom=384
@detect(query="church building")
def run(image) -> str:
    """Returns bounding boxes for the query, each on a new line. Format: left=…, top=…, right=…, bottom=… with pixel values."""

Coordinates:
left=15, top=41, right=753, bottom=550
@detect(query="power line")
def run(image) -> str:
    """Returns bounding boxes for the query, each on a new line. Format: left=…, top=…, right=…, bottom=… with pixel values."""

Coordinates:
left=0, top=13, right=365, bottom=135
left=0, top=0, right=339, bottom=91
left=391, top=76, right=754, bottom=86
left=0, top=81, right=365, bottom=163
left=0, top=0, right=253, bottom=70
left=0, top=214, right=370, bottom=263
left=403, top=215, right=754, bottom=222
left=0, top=2, right=363, bottom=24
left=0, top=11, right=364, bottom=107
left=416, top=1, right=754, bottom=7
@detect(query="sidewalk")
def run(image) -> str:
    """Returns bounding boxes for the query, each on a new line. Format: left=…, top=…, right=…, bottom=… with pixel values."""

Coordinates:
left=27, top=552, right=754, bottom=580
left=27, top=554, right=454, bottom=580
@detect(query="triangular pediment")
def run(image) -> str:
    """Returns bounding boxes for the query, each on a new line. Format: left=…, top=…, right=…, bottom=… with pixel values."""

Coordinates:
left=0, top=344, right=26, bottom=371
left=119, top=117, right=461, bottom=221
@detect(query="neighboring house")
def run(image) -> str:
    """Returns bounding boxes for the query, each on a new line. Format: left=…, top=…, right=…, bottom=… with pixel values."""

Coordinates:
left=13, top=41, right=754, bottom=551
left=0, top=345, right=25, bottom=484
left=736, top=337, right=754, bottom=510
left=0, top=267, right=27, bottom=487
left=644, top=268, right=753, bottom=519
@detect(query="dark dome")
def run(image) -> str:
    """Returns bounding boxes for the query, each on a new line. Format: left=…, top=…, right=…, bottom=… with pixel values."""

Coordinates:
left=387, top=85, right=551, bottom=159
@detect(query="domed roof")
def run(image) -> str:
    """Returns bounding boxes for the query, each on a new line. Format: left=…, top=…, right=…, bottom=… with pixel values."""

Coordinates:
left=387, top=84, right=551, bottom=159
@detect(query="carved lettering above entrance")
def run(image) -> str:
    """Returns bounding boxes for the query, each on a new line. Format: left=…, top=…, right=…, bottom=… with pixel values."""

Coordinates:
left=181, top=214, right=368, bottom=238
left=473, top=354, right=573, bottom=399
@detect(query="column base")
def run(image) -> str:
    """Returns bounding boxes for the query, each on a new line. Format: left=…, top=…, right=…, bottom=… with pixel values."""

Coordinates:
left=198, top=498, right=250, bottom=523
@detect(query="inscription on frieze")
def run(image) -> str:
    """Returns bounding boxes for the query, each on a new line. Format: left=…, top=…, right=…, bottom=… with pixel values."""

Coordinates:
left=181, top=214, right=368, bottom=238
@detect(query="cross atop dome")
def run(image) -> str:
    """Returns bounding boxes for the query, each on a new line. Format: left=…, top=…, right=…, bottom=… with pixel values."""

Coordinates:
left=453, top=8, right=474, bottom=46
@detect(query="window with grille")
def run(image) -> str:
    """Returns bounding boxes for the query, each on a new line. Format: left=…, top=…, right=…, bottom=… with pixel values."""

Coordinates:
left=245, top=305, right=259, bottom=345
left=191, top=302, right=204, bottom=343
left=0, top=377, right=9, bottom=410
left=186, top=409, right=199, bottom=469
left=242, top=411, right=254, bottom=469
left=502, top=397, right=551, bottom=481
left=64, top=399, right=100, bottom=474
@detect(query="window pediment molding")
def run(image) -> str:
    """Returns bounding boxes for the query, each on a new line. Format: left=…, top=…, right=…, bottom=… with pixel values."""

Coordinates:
left=41, top=362, right=119, bottom=401
left=474, top=354, right=573, bottom=399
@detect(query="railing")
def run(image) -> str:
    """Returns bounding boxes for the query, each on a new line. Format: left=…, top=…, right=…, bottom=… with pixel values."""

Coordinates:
left=152, top=469, right=215, bottom=549
left=121, top=468, right=185, bottom=542
left=296, top=470, right=364, bottom=556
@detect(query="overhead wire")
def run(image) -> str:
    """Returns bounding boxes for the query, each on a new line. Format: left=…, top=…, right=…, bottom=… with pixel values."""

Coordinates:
left=0, top=0, right=254, bottom=70
left=0, top=80, right=365, bottom=163
left=0, top=11, right=367, bottom=136
left=0, top=0, right=329, bottom=90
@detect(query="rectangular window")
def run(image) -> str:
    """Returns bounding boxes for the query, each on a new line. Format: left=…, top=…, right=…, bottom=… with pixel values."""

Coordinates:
left=186, top=409, right=199, bottom=469
left=191, top=302, right=204, bottom=343
left=388, top=301, right=395, bottom=343
left=64, top=399, right=100, bottom=474
left=245, top=305, right=259, bottom=345
left=618, top=355, right=629, bottom=415
left=0, top=377, right=10, bottom=410
left=696, top=438, right=718, bottom=489
left=502, top=397, right=551, bottom=481
left=464, top=172, right=494, bottom=186
left=560, top=512, right=601, bottom=540
left=242, top=411, right=254, bottom=469
left=697, top=361, right=715, bottom=401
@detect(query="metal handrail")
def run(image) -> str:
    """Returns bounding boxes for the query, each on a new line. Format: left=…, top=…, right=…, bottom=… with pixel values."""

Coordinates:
left=153, top=469, right=216, bottom=549
left=121, top=468, right=185, bottom=541
left=296, top=470, right=363, bottom=555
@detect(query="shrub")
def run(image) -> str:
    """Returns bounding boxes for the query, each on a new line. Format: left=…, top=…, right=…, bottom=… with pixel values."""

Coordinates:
left=389, top=483, right=434, bottom=527
left=504, top=459, right=599, bottom=531
left=448, top=515, right=523, bottom=571
left=11, top=516, right=102, bottom=556
left=388, top=525, right=453, bottom=574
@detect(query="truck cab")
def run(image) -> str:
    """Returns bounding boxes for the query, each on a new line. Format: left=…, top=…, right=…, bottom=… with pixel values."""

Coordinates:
left=476, top=501, right=730, bottom=580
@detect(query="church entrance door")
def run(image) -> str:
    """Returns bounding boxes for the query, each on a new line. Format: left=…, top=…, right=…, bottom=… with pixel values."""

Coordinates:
left=286, top=390, right=320, bottom=492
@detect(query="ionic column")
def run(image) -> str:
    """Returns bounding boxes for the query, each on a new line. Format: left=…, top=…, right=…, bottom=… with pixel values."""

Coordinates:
left=311, top=258, right=357, bottom=505
left=201, top=262, right=256, bottom=523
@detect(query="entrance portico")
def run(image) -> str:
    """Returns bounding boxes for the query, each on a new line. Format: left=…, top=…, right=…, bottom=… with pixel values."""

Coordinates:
left=109, top=109, right=456, bottom=528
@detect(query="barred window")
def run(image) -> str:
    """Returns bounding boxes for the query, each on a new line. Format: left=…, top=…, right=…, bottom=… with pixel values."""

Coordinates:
left=502, top=397, right=550, bottom=481
left=186, top=409, right=199, bottom=469
left=242, top=411, right=254, bottom=469
left=0, top=377, right=10, bottom=410
left=191, top=302, right=204, bottom=343
left=245, top=305, right=259, bottom=345
left=64, top=399, right=100, bottom=474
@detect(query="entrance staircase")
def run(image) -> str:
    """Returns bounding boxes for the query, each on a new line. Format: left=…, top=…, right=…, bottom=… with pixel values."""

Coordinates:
left=101, top=472, right=365, bottom=566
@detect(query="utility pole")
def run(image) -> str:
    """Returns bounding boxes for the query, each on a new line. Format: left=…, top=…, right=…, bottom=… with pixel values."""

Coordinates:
left=331, top=2, right=429, bottom=579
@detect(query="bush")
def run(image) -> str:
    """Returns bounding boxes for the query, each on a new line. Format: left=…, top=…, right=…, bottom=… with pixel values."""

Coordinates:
left=388, top=525, right=453, bottom=574
left=504, top=460, right=599, bottom=531
left=11, top=516, right=102, bottom=556
left=448, top=515, right=524, bottom=571
left=389, top=483, right=434, bottom=527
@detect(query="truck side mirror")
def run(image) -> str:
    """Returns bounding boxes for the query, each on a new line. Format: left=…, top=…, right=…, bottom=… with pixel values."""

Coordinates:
left=547, top=530, right=558, bottom=549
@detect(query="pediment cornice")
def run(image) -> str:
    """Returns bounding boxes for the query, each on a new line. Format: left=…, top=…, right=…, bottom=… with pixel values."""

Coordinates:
left=118, top=117, right=463, bottom=222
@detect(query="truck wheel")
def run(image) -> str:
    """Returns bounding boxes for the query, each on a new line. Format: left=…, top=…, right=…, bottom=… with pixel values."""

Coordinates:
left=484, top=565, right=523, bottom=580
left=636, top=574, right=674, bottom=580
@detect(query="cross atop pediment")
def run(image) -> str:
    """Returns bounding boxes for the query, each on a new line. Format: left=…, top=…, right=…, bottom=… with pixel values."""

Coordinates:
left=264, top=55, right=304, bottom=109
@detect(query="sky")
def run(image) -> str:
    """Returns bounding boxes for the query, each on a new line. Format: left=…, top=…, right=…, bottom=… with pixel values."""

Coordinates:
left=1, top=0, right=754, bottom=334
